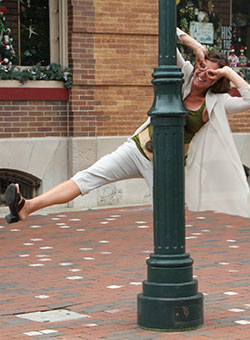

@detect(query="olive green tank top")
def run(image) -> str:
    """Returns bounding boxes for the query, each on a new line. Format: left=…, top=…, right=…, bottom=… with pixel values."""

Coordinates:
left=132, top=101, right=206, bottom=161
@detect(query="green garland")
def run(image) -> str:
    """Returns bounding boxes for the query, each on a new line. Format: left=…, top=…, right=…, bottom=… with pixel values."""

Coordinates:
left=0, top=63, right=72, bottom=89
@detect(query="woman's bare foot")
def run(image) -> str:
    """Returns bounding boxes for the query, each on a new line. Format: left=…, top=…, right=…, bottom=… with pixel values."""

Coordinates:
left=15, top=184, right=29, bottom=221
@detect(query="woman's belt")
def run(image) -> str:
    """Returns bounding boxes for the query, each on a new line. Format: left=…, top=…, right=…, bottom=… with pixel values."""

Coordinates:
left=137, top=127, right=190, bottom=162
left=138, top=128, right=153, bottom=162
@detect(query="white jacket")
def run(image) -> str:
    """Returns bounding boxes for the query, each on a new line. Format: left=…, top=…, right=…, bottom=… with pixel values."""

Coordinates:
left=133, top=30, right=250, bottom=218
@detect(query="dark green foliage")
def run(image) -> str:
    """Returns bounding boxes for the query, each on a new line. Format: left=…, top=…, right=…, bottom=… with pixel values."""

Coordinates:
left=0, top=63, right=72, bottom=89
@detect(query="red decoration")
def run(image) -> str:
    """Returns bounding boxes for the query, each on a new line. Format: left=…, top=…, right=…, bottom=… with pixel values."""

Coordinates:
left=228, top=45, right=239, bottom=67
left=238, top=45, right=248, bottom=67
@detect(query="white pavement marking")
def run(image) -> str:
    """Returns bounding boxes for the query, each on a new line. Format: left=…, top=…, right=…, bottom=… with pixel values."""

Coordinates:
left=130, top=282, right=142, bottom=285
left=219, top=262, right=230, bottom=265
left=40, top=330, right=59, bottom=334
left=35, top=295, right=50, bottom=299
left=229, top=308, right=245, bottom=313
left=39, top=258, right=52, bottom=262
left=67, top=276, right=83, bottom=280
left=105, top=309, right=121, bottom=313
left=59, top=262, right=74, bottom=266
left=235, top=320, right=250, bottom=325
left=18, top=310, right=90, bottom=322
left=24, top=331, right=43, bottom=336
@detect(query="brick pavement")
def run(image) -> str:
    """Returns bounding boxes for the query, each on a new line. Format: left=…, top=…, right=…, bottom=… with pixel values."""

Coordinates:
left=0, top=205, right=249, bottom=340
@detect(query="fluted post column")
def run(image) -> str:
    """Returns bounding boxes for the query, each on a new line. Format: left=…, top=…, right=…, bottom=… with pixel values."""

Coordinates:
left=137, top=0, right=204, bottom=331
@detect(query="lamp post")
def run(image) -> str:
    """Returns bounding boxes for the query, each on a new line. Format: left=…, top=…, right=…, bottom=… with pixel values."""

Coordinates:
left=137, top=0, right=204, bottom=331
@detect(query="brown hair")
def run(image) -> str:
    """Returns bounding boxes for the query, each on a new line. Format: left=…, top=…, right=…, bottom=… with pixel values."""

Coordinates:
left=205, top=50, right=231, bottom=94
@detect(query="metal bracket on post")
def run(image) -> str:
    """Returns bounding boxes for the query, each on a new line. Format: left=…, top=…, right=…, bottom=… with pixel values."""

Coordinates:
left=137, top=0, right=204, bottom=331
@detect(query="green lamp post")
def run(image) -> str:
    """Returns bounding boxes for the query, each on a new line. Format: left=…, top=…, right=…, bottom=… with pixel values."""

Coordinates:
left=137, top=0, right=204, bottom=331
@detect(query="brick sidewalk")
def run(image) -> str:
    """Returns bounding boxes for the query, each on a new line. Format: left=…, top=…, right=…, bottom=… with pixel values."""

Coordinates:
left=0, top=205, right=249, bottom=340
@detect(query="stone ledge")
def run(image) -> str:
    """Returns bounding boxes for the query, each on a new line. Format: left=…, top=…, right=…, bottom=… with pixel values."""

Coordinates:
left=0, top=80, right=64, bottom=88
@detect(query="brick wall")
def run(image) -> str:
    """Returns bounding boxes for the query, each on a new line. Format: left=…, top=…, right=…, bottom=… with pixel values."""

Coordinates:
left=69, top=0, right=158, bottom=137
left=0, top=100, right=68, bottom=138
left=228, top=110, right=250, bottom=133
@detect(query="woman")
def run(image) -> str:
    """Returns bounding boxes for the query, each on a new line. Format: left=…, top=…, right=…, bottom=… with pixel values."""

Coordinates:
left=4, top=28, right=250, bottom=223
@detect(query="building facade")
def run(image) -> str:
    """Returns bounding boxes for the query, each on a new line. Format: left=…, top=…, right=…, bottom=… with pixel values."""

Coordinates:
left=0, top=0, right=249, bottom=211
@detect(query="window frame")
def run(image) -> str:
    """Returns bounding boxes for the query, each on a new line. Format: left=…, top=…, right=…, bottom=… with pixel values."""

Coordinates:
left=49, top=0, right=68, bottom=68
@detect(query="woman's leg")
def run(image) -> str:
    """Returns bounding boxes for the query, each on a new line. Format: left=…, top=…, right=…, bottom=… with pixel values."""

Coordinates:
left=18, top=179, right=80, bottom=220
left=16, top=139, right=144, bottom=221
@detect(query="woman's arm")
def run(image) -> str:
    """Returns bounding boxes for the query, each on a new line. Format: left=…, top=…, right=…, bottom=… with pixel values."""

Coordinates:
left=209, top=66, right=249, bottom=89
left=223, top=86, right=250, bottom=115
left=176, top=28, right=206, bottom=66
left=206, top=66, right=250, bottom=114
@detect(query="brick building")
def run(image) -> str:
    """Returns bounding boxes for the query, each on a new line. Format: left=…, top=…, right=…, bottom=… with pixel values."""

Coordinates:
left=0, top=0, right=249, bottom=210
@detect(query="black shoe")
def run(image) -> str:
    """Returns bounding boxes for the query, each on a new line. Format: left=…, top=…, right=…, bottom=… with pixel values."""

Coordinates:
left=5, top=184, right=25, bottom=224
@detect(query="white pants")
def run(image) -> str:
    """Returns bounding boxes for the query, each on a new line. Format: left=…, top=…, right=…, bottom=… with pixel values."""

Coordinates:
left=71, top=139, right=153, bottom=196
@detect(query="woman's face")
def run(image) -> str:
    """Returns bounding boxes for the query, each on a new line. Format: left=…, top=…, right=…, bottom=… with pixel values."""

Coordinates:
left=193, top=59, right=219, bottom=91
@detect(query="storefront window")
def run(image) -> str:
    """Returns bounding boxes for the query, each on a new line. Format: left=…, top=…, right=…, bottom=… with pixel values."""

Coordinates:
left=232, top=0, right=250, bottom=61
left=177, top=0, right=250, bottom=67
left=177, top=0, right=222, bottom=62
left=1, top=0, right=68, bottom=68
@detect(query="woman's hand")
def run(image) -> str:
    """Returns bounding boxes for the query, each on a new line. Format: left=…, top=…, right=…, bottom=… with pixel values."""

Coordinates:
left=205, top=66, right=227, bottom=81
left=195, top=46, right=207, bottom=69
left=178, top=30, right=207, bottom=67
left=206, top=66, right=249, bottom=89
